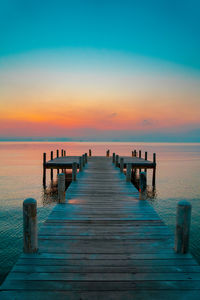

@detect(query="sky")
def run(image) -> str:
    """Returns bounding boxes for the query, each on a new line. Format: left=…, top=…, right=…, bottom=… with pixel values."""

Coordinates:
left=0, top=0, right=200, bottom=142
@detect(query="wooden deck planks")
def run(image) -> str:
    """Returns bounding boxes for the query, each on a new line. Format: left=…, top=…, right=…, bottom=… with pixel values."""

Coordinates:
left=1, top=156, right=200, bottom=299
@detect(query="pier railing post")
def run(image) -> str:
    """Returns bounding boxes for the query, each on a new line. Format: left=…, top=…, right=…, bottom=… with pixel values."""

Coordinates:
left=126, top=163, right=131, bottom=182
left=82, top=154, right=85, bottom=167
left=175, top=201, right=192, bottom=254
left=79, top=156, right=83, bottom=172
left=23, top=198, right=38, bottom=253
left=72, top=162, right=77, bottom=181
left=152, top=153, right=156, bottom=186
left=58, top=173, right=65, bottom=203
left=89, top=149, right=92, bottom=157
left=85, top=153, right=88, bottom=163
left=50, top=151, right=53, bottom=181
left=43, top=153, right=46, bottom=187
left=120, top=158, right=124, bottom=173
left=115, top=155, right=119, bottom=167
left=139, top=172, right=147, bottom=193
left=112, top=153, right=115, bottom=163
left=56, top=150, right=59, bottom=174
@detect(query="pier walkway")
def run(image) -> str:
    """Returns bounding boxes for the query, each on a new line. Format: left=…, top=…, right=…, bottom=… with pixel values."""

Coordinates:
left=1, top=157, right=200, bottom=299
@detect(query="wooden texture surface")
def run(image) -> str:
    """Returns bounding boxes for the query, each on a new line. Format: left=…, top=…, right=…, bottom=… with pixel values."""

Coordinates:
left=1, top=157, right=200, bottom=299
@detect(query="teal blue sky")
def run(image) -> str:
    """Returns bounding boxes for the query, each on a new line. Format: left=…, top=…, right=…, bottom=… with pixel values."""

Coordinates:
left=0, top=0, right=200, bottom=142
left=0, top=0, right=200, bottom=70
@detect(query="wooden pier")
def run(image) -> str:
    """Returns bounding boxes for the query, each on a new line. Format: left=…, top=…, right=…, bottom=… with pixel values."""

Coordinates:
left=1, top=153, right=200, bottom=299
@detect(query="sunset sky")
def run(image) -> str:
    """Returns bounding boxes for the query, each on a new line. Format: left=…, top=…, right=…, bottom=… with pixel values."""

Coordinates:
left=0, top=0, right=200, bottom=141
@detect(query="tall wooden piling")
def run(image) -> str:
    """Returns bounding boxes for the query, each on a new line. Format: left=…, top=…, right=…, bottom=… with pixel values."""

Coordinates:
left=126, top=163, right=131, bottom=182
left=23, top=198, right=38, bottom=253
left=152, top=153, right=156, bottom=186
left=72, top=162, right=77, bottom=181
left=56, top=150, right=59, bottom=174
left=145, top=151, right=148, bottom=160
left=134, top=150, right=137, bottom=157
left=58, top=173, right=65, bottom=203
left=50, top=151, right=53, bottom=181
left=139, top=172, right=147, bottom=193
left=120, top=157, right=124, bottom=173
left=175, top=201, right=192, bottom=254
left=115, top=155, right=119, bottom=167
left=112, top=153, right=115, bottom=163
left=64, top=150, right=66, bottom=156
left=43, top=153, right=46, bottom=187
left=79, top=156, right=83, bottom=172
left=85, top=153, right=88, bottom=163
left=82, top=154, right=85, bottom=167
left=89, top=149, right=92, bottom=157
left=139, top=150, right=141, bottom=158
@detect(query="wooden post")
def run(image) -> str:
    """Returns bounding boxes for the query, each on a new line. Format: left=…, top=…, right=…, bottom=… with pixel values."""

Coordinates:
left=152, top=153, right=156, bottom=186
left=50, top=151, right=53, bottom=181
left=82, top=154, right=85, bottom=167
left=56, top=150, right=59, bottom=174
left=43, top=153, right=46, bottom=187
left=115, top=155, right=119, bottom=167
left=175, top=201, right=192, bottom=254
left=120, top=158, right=124, bottom=173
left=58, top=173, right=65, bottom=203
left=139, top=172, right=147, bottom=192
left=72, top=162, right=77, bottom=181
left=139, top=150, right=141, bottom=158
left=79, top=156, right=83, bottom=172
left=89, top=149, right=92, bottom=157
left=23, top=198, right=38, bottom=253
left=134, top=150, right=137, bottom=157
left=145, top=151, right=148, bottom=160
left=126, top=163, right=131, bottom=182
left=64, top=150, right=66, bottom=156
left=85, top=153, right=88, bottom=163
left=132, top=151, right=134, bottom=157
left=112, top=153, right=115, bottom=163
left=106, top=150, right=110, bottom=157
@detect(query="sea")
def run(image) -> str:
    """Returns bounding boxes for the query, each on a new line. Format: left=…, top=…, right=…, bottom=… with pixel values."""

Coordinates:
left=0, top=142, right=200, bottom=284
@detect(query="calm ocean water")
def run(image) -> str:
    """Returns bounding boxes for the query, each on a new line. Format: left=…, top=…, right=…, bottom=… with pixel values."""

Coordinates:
left=0, top=142, right=200, bottom=283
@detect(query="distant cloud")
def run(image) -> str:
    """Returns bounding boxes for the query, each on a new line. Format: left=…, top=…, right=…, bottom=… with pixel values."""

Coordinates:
left=141, top=119, right=154, bottom=126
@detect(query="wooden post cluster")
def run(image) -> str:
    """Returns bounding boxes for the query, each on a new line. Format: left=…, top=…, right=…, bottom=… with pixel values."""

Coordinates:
left=72, top=162, right=77, bottom=181
left=139, top=172, right=147, bottom=193
left=43, top=153, right=46, bottom=187
left=23, top=198, right=38, bottom=253
left=126, top=163, right=132, bottom=182
left=89, top=149, right=92, bottom=157
left=175, top=201, right=192, bottom=254
left=115, top=155, right=119, bottom=167
left=112, top=153, right=115, bottom=163
left=120, top=158, right=124, bottom=173
left=58, top=173, right=65, bottom=203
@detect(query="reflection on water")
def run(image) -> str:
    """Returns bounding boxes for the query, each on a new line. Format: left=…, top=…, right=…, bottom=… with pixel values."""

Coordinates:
left=0, top=142, right=200, bottom=283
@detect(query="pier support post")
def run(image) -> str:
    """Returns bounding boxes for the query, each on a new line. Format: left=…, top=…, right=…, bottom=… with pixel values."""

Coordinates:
left=85, top=153, right=88, bottom=163
left=139, top=150, right=141, bottom=158
left=175, top=201, right=192, bottom=254
left=89, top=149, right=92, bottom=157
left=72, top=162, right=77, bottom=181
left=132, top=151, right=134, bottom=157
left=139, top=172, right=147, bottom=193
left=112, top=153, right=115, bottom=163
left=120, top=158, right=124, bottom=173
left=82, top=154, right=85, bottom=167
left=64, top=150, right=66, bottom=156
left=58, top=173, right=65, bottom=203
left=50, top=151, right=53, bottom=181
left=134, top=150, right=137, bottom=157
left=126, top=163, right=132, bottom=182
left=152, top=153, right=156, bottom=186
left=57, top=150, right=59, bottom=174
left=43, top=153, right=46, bottom=188
left=23, top=198, right=38, bottom=253
left=115, top=155, right=119, bottom=167
left=79, top=156, right=83, bottom=172
left=106, top=150, right=110, bottom=157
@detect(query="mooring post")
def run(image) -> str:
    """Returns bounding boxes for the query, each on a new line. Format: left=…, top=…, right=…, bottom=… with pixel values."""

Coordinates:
left=112, top=153, right=115, bottom=163
left=115, top=155, right=119, bottom=167
left=72, top=162, right=77, bottom=181
left=152, top=153, right=156, bottom=186
left=134, top=150, right=137, bottom=157
left=85, top=153, right=88, bottom=163
left=23, top=198, right=38, bottom=253
left=120, top=158, right=124, bottom=173
left=106, top=150, right=110, bottom=157
left=132, top=151, right=134, bottom=157
left=43, top=153, right=46, bottom=187
left=79, top=156, right=83, bottom=172
left=139, top=150, right=141, bottom=158
left=50, top=151, right=53, bottom=181
left=89, top=149, right=92, bottom=157
left=58, top=173, right=65, bottom=203
left=126, top=163, right=132, bottom=182
left=64, top=150, right=66, bottom=156
left=82, top=154, right=85, bottom=167
left=139, top=172, right=147, bottom=193
left=175, top=201, right=192, bottom=254
left=56, top=149, right=59, bottom=174
left=145, top=151, right=148, bottom=160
